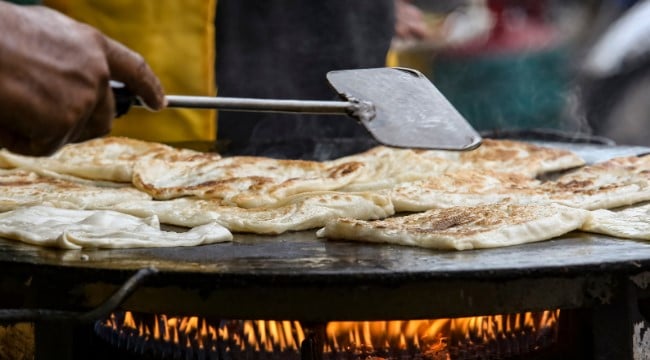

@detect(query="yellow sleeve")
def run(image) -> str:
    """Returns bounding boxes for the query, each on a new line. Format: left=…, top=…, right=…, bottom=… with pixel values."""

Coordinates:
left=44, top=0, right=217, bottom=142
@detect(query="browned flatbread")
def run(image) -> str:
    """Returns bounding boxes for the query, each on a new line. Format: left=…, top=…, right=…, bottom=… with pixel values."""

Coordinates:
left=317, top=203, right=589, bottom=250
left=448, top=139, right=585, bottom=177
left=392, top=155, right=650, bottom=212
left=0, top=137, right=616, bottom=249
left=132, top=151, right=366, bottom=207
left=328, top=146, right=452, bottom=191
left=332, top=139, right=584, bottom=192
left=0, top=168, right=150, bottom=212
left=553, top=154, right=650, bottom=183
left=0, top=136, right=203, bottom=183
left=542, top=155, right=650, bottom=209
left=107, top=191, right=394, bottom=234
left=391, top=169, right=543, bottom=211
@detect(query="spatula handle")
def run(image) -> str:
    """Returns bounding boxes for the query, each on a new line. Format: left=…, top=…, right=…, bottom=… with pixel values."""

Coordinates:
left=111, top=81, right=141, bottom=117
left=111, top=82, right=363, bottom=117
left=165, top=96, right=362, bottom=115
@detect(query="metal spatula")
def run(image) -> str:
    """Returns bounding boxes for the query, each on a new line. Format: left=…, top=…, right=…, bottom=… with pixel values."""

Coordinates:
left=113, top=67, right=481, bottom=150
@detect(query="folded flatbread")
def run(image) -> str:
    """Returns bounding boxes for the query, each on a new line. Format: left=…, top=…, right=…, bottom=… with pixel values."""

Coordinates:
left=391, top=169, right=543, bottom=211
left=544, top=155, right=650, bottom=209
left=317, top=203, right=589, bottom=250
left=331, top=139, right=584, bottom=192
left=391, top=155, right=650, bottom=212
left=450, top=139, right=585, bottom=177
left=106, top=191, right=394, bottom=234
left=0, top=136, right=200, bottom=183
left=581, top=202, right=650, bottom=240
left=0, top=206, right=232, bottom=249
left=328, top=146, right=452, bottom=191
left=0, top=169, right=150, bottom=212
left=133, top=151, right=366, bottom=207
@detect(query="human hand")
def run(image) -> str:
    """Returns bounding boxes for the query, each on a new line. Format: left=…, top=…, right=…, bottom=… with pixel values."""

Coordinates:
left=394, top=0, right=430, bottom=40
left=0, top=2, right=165, bottom=156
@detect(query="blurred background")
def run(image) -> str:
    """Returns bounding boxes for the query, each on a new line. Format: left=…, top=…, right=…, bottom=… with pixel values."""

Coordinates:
left=387, top=0, right=650, bottom=146
left=17, top=0, right=650, bottom=148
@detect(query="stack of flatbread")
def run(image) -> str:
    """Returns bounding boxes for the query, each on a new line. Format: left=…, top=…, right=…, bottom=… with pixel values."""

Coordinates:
left=1, top=135, right=650, bottom=250
left=0, top=206, right=231, bottom=249
left=0, top=137, right=393, bottom=248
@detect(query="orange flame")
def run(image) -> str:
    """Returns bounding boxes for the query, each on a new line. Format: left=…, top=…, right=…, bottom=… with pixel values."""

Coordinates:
left=99, top=310, right=559, bottom=357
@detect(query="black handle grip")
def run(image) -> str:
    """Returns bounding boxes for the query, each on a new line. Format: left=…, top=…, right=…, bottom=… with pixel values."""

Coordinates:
left=111, top=82, right=141, bottom=118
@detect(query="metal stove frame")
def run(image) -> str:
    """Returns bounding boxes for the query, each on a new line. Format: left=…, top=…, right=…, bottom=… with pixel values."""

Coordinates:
left=1, top=232, right=650, bottom=359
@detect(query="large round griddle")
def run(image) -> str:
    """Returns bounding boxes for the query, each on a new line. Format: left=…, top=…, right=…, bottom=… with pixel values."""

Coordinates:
left=3, top=224, right=650, bottom=321
left=1, top=142, right=650, bottom=321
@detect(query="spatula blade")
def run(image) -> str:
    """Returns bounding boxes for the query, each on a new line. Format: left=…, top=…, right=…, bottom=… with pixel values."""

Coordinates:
left=327, top=67, right=481, bottom=150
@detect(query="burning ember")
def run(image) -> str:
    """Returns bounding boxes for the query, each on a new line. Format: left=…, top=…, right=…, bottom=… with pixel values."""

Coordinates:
left=95, top=310, right=560, bottom=359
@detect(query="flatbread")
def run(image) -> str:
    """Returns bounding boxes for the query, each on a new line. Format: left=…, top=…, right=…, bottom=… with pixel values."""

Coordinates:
left=391, top=169, right=543, bottom=212
left=543, top=155, right=650, bottom=210
left=554, top=154, right=650, bottom=183
left=132, top=151, right=366, bottom=207
left=0, top=136, right=199, bottom=182
left=391, top=155, right=650, bottom=212
left=330, top=139, right=584, bottom=192
left=0, top=168, right=150, bottom=212
left=581, top=202, right=650, bottom=240
left=0, top=206, right=232, bottom=249
left=317, top=203, right=589, bottom=250
left=328, top=146, right=452, bottom=191
left=452, top=139, right=586, bottom=177
left=105, top=191, right=394, bottom=234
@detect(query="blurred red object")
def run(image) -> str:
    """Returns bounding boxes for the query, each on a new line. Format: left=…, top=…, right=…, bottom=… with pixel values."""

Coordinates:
left=450, top=0, right=556, bottom=55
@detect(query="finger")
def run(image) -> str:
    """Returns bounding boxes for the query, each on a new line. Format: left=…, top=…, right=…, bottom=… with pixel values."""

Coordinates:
left=0, top=127, right=62, bottom=156
left=73, top=82, right=115, bottom=143
left=102, top=37, right=165, bottom=111
left=0, top=128, right=29, bottom=155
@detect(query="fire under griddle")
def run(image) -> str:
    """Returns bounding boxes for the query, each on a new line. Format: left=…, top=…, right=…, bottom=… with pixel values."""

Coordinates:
left=1, top=141, right=650, bottom=359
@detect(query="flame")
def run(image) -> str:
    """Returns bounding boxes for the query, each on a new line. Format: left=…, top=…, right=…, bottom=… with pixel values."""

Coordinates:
left=98, top=310, right=560, bottom=357
left=323, top=310, right=560, bottom=354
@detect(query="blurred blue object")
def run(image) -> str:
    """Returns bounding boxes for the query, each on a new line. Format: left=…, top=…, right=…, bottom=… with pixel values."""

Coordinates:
left=435, top=47, right=568, bottom=132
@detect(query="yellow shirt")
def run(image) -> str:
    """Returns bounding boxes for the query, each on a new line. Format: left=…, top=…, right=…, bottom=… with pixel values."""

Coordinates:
left=44, top=0, right=217, bottom=142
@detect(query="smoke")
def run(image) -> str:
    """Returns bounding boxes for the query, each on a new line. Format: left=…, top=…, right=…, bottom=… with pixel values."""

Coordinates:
left=560, top=83, right=593, bottom=136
